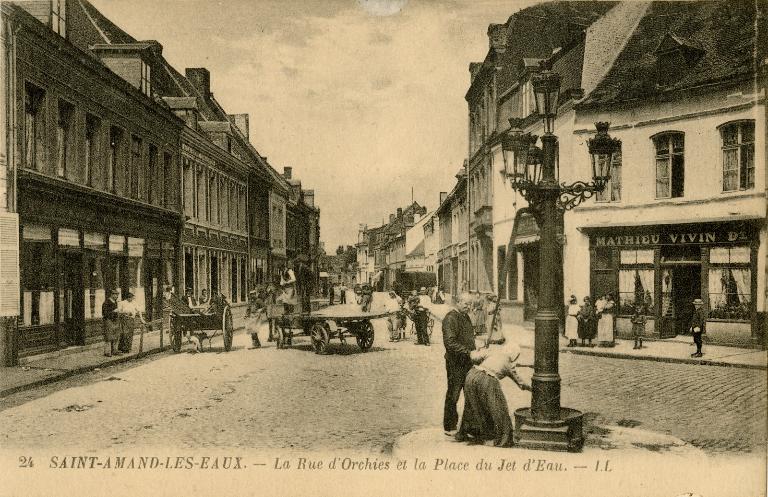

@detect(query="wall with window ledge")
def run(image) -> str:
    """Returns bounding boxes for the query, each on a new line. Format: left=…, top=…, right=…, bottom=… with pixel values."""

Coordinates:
left=563, top=85, right=766, bottom=317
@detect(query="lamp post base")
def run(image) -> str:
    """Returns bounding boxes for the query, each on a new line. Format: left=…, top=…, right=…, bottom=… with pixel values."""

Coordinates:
left=513, top=407, right=584, bottom=452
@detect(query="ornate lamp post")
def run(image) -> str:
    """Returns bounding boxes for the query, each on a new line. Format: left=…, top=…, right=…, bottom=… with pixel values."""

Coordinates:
left=501, top=62, right=620, bottom=451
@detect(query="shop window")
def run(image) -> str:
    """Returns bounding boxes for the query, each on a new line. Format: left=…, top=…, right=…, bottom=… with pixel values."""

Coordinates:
left=83, top=232, right=106, bottom=319
left=654, top=133, right=684, bottom=199
left=56, top=100, right=74, bottom=178
left=127, top=237, right=145, bottom=311
left=24, top=83, right=46, bottom=170
left=618, top=249, right=654, bottom=315
left=85, top=114, right=100, bottom=187
left=708, top=246, right=751, bottom=320
left=596, top=147, right=622, bottom=202
left=720, top=121, right=755, bottom=191
left=50, top=0, right=66, bottom=37
left=21, top=225, right=55, bottom=327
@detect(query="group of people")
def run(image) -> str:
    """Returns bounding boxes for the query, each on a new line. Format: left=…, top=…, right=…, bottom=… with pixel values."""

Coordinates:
left=101, top=290, right=146, bottom=357
left=384, top=287, right=433, bottom=345
left=564, top=294, right=617, bottom=348
left=442, top=292, right=530, bottom=447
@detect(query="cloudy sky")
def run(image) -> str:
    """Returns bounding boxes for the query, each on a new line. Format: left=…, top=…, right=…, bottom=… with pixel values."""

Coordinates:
left=91, top=0, right=539, bottom=249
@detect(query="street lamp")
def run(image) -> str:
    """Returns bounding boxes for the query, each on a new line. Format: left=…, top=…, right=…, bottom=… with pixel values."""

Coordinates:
left=501, top=62, right=620, bottom=452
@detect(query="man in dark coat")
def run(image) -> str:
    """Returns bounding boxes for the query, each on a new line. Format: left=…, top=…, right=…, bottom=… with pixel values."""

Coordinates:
left=102, top=290, right=120, bottom=356
left=442, top=293, right=476, bottom=434
left=689, top=298, right=707, bottom=357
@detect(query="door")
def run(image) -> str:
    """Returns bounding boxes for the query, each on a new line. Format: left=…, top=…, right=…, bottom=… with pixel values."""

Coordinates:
left=144, top=258, right=162, bottom=323
left=61, top=252, right=84, bottom=346
left=660, top=265, right=701, bottom=337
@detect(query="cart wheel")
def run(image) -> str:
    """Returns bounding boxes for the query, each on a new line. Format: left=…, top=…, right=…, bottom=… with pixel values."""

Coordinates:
left=356, top=320, right=374, bottom=351
left=222, top=306, right=234, bottom=352
left=171, top=327, right=182, bottom=353
left=310, top=322, right=329, bottom=354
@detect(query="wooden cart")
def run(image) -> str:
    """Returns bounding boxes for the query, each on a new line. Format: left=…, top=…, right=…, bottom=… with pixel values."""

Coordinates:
left=169, top=304, right=234, bottom=353
left=269, top=305, right=391, bottom=354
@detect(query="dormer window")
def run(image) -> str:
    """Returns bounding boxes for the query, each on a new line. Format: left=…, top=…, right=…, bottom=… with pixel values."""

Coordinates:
left=140, top=61, right=151, bottom=96
left=51, top=0, right=66, bottom=37
left=654, top=33, right=705, bottom=87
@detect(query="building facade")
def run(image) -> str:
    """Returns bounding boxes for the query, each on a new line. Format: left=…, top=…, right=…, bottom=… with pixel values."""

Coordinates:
left=3, top=1, right=184, bottom=358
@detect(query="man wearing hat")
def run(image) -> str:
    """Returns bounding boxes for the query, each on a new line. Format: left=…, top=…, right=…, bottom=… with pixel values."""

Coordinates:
left=689, top=298, right=706, bottom=357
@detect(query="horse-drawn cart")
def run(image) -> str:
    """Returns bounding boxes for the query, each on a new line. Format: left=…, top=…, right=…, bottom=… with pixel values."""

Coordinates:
left=169, top=298, right=234, bottom=353
left=269, top=305, right=391, bottom=354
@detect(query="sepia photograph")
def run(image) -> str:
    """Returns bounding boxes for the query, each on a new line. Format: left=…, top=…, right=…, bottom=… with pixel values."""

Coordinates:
left=0, top=0, right=765, bottom=496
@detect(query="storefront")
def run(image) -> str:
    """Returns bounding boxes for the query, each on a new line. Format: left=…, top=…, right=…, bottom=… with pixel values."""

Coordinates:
left=18, top=174, right=181, bottom=356
left=182, top=227, right=248, bottom=306
left=584, top=219, right=761, bottom=347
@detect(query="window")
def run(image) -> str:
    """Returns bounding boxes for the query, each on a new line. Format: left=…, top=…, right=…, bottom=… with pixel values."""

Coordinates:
left=85, top=114, right=99, bottom=186
left=108, top=127, right=122, bottom=193
left=720, top=121, right=755, bottom=191
left=24, top=83, right=45, bottom=170
left=596, top=146, right=622, bottom=202
left=618, top=249, right=654, bottom=315
left=56, top=100, right=73, bottom=178
left=196, top=168, right=206, bottom=221
left=708, top=246, right=751, bottom=320
left=50, top=0, right=66, bottom=37
left=130, top=135, right=142, bottom=199
left=140, top=61, right=151, bottom=96
left=163, top=153, right=173, bottom=209
left=209, top=173, right=219, bottom=224
left=183, top=159, right=194, bottom=217
left=148, top=145, right=158, bottom=204
left=654, top=133, right=684, bottom=198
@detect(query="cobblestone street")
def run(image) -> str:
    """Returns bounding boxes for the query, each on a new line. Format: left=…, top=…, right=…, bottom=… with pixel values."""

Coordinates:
left=1, top=320, right=765, bottom=455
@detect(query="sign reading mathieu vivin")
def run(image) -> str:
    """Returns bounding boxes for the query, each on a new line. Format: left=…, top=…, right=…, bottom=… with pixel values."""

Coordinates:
left=593, top=230, right=751, bottom=247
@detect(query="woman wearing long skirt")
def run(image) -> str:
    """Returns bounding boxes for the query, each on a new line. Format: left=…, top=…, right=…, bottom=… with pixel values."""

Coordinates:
left=596, top=294, right=616, bottom=347
left=455, top=337, right=531, bottom=447
left=564, top=295, right=580, bottom=347
left=577, top=296, right=596, bottom=347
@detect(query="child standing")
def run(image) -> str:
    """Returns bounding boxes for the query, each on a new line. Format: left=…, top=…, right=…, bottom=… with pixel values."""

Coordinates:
left=631, top=304, right=646, bottom=349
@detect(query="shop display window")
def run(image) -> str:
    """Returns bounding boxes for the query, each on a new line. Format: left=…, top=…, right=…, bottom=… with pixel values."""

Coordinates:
left=708, top=247, right=751, bottom=320
left=618, top=249, right=654, bottom=315
left=21, top=225, right=55, bottom=326
left=128, top=237, right=145, bottom=311
left=84, top=232, right=106, bottom=320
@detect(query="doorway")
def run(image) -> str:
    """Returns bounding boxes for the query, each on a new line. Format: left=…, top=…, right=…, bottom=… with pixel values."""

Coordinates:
left=660, top=265, right=701, bottom=336
left=61, top=252, right=84, bottom=346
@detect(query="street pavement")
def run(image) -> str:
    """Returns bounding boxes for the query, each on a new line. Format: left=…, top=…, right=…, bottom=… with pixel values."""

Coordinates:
left=0, top=318, right=765, bottom=455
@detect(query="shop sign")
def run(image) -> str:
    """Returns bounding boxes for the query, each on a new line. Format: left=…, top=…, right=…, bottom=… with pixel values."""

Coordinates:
left=593, top=229, right=750, bottom=248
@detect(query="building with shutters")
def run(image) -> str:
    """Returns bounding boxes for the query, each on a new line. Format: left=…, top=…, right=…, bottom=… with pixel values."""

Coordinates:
left=2, top=0, right=184, bottom=361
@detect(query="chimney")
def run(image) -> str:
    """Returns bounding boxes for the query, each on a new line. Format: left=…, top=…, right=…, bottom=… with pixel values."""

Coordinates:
left=283, top=166, right=292, bottom=179
left=397, top=207, right=403, bottom=218
left=488, top=23, right=507, bottom=54
left=186, top=68, right=211, bottom=98
left=229, top=114, right=249, bottom=141
left=440, top=191, right=448, bottom=205
left=303, top=189, right=314, bottom=207
left=469, top=62, right=483, bottom=84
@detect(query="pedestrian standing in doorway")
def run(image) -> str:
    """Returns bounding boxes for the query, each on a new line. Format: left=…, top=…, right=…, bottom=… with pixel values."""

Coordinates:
left=442, top=293, right=476, bottom=435
left=689, top=298, right=706, bottom=357
left=102, top=290, right=120, bottom=357
left=577, top=296, right=597, bottom=347
left=564, top=295, right=579, bottom=347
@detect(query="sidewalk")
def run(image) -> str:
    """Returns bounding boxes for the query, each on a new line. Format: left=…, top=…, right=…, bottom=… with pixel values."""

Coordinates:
left=0, top=320, right=246, bottom=399
left=425, top=304, right=767, bottom=370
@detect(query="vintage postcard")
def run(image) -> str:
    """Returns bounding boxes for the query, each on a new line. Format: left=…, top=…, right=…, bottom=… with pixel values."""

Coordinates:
left=0, top=0, right=765, bottom=496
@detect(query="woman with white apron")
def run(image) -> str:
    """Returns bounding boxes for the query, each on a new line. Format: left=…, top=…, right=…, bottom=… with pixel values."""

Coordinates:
left=596, top=294, right=616, bottom=347
left=564, top=295, right=580, bottom=347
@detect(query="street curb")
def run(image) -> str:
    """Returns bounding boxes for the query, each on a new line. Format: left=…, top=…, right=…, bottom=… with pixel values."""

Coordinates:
left=0, top=344, right=172, bottom=399
left=561, top=348, right=767, bottom=370
left=0, top=326, right=247, bottom=399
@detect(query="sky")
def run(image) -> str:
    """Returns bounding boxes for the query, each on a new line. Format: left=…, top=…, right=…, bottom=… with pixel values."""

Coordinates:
left=90, top=0, right=540, bottom=250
